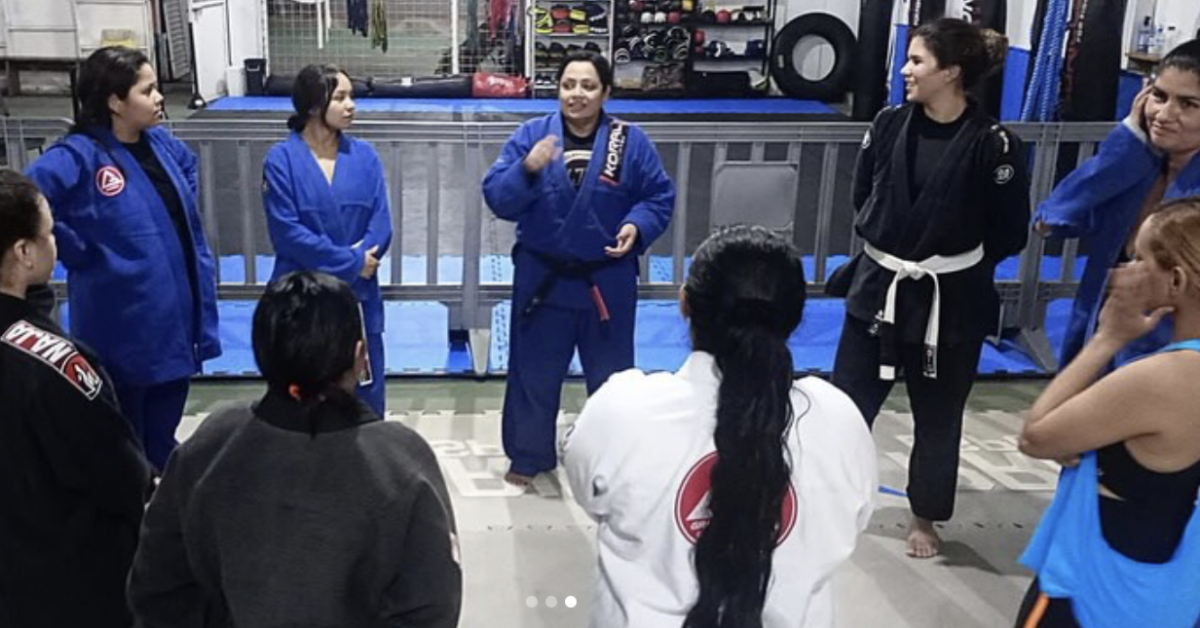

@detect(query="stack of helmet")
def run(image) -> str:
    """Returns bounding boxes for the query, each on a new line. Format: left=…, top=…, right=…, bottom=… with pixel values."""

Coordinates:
left=535, top=8, right=552, bottom=34
left=584, top=2, right=608, bottom=34
left=550, top=4, right=572, bottom=33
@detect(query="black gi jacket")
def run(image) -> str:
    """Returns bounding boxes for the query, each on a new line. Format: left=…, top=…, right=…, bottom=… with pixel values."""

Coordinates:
left=839, top=101, right=1031, bottom=344
left=0, top=291, right=151, bottom=628
left=128, top=391, right=462, bottom=628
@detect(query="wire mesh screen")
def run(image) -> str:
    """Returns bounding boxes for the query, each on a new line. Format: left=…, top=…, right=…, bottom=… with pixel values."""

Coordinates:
left=265, top=0, right=524, bottom=80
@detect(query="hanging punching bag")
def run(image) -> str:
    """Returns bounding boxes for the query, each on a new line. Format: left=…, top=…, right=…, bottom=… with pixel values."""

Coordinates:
left=853, top=0, right=897, bottom=120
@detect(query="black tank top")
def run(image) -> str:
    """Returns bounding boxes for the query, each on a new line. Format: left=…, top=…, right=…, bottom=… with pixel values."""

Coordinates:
left=1098, top=441, right=1200, bottom=563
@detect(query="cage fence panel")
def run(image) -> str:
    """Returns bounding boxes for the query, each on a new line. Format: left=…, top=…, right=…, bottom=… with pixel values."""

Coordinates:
left=266, top=0, right=523, bottom=80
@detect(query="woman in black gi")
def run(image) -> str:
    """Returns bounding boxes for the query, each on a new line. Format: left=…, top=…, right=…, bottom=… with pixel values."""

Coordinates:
left=830, top=18, right=1030, bottom=558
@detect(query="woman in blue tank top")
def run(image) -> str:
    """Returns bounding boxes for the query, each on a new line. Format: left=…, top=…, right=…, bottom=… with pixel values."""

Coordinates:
left=1016, top=197, right=1200, bottom=628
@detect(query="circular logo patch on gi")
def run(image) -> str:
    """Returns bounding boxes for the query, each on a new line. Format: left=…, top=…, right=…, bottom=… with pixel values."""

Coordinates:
left=674, top=451, right=798, bottom=546
left=95, top=166, right=125, bottom=197
left=993, top=164, right=1015, bottom=185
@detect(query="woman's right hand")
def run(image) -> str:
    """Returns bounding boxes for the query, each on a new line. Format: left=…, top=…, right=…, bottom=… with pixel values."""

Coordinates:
left=1124, top=83, right=1154, bottom=135
left=523, top=135, right=560, bottom=173
left=360, top=245, right=380, bottom=279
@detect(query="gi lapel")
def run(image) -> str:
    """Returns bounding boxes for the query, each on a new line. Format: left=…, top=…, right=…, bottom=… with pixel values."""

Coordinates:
left=892, top=107, right=975, bottom=217
left=548, top=112, right=579, bottom=207
left=554, top=113, right=614, bottom=249
left=89, top=128, right=179, bottom=239
left=289, top=131, right=341, bottom=211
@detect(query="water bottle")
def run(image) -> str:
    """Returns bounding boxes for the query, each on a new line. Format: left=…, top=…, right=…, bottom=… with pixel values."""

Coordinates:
left=1137, top=16, right=1153, bottom=53
left=1151, top=25, right=1166, bottom=55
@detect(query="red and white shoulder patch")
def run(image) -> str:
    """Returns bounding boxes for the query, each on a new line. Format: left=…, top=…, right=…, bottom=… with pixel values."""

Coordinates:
left=2, top=320, right=103, bottom=400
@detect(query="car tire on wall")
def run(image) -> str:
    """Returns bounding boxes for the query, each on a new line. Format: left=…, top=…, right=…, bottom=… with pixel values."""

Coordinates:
left=770, top=13, right=857, bottom=101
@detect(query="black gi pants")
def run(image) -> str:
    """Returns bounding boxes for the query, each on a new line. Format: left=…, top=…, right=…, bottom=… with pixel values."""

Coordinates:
left=831, top=314, right=983, bottom=521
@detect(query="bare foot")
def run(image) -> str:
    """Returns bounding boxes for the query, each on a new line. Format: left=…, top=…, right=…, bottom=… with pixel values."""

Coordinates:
left=906, top=516, right=941, bottom=559
left=504, top=471, right=535, bottom=488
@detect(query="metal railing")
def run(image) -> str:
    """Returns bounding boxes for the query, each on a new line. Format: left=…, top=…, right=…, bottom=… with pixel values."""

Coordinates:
left=0, top=116, right=1115, bottom=374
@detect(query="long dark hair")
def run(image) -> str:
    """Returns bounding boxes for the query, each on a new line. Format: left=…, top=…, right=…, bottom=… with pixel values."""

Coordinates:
left=72, top=46, right=150, bottom=133
left=287, top=64, right=350, bottom=132
left=912, top=18, right=1008, bottom=90
left=0, top=169, right=45, bottom=257
left=682, top=225, right=807, bottom=628
left=252, top=271, right=363, bottom=419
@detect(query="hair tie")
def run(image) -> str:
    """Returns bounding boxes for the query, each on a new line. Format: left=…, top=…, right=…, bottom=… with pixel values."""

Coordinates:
left=287, top=384, right=303, bottom=402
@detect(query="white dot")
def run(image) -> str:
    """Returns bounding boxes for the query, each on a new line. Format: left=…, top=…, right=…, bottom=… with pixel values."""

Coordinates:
left=565, top=596, right=578, bottom=608
left=525, top=596, right=538, bottom=608
left=545, top=596, right=558, bottom=608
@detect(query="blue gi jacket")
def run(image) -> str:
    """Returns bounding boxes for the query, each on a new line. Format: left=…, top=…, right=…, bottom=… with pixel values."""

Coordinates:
left=1035, top=121, right=1200, bottom=366
left=482, top=112, right=675, bottom=309
left=262, top=132, right=392, bottom=334
left=27, top=126, right=221, bottom=386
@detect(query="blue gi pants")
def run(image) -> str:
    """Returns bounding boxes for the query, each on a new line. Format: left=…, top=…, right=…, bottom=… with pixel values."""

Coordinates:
left=503, top=300, right=635, bottom=477
left=358, top=331, right=386, bottom=418
left=112, top=377, right=190, bottom=473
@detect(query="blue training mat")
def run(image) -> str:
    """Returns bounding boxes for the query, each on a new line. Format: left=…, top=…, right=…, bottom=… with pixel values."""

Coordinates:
left=54, top=252, right=1080, bottom=377
left=207, top=96, right=837, bottom=116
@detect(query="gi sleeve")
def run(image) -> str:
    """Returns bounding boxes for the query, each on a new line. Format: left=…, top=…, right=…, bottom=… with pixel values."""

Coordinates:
left=380, top=478, right=463, bottom=628
left=358, top=150, right=394, bottom=256
left=262, top=150, right=365, bottom=284
left=25, top=372, right=150, bottom=526
left=981, top=125, right=1032, bottom=264
left=482, top=125, right=541, bottom=220
left=562, top=376, right=633, bottom=521
left=621, top=127, right=676, bottom=255
left=25, top=145, right=96, bottom=269
left=852, top=121, right=878, bottom=212
left=127, top=448, right=209, bottom=628
left=1034, top=121, right=1161, bottom=238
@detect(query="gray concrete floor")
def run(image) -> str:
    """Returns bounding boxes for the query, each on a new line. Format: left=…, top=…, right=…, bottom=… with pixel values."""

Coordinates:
left=180, top=379, right=1049, bottom=628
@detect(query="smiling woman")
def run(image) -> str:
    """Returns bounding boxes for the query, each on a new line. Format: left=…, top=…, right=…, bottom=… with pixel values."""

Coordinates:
left=482, top=49, right=676, bottom=488
left=1034, top=39, right=1200, bottom=370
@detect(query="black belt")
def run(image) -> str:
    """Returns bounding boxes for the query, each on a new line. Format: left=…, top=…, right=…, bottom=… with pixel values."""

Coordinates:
left=521, top=247, right=619, bottom=322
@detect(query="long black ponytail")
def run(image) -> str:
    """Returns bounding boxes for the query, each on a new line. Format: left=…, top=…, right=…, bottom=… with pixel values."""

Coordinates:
left=682, top=225, right=807, bottom=628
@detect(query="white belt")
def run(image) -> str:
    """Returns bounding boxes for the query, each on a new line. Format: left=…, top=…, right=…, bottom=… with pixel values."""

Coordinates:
left=863, top=242, right=985, bottom=380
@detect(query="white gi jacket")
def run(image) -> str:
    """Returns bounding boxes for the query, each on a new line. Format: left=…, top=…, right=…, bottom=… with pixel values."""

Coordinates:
left=564, top=351, right=878, bottom=628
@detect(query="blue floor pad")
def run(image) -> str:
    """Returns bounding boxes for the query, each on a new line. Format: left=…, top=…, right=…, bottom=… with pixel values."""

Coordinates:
left=201, top=253, right=1088, bottom=286
left=207, top=96, right=836, bottom=116
left=54, top=253, right=1082, bottom=376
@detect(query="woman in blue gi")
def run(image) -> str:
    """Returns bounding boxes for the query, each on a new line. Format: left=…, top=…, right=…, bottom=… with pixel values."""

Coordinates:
left=829, top=19, right=1029, bottom=558
left=262, top=64, right=392, bottom=416
left=1016, top=198, right=1200, bottom=628
left=1036, top=39, right=1200, bottom=368
left=482, top=49, right=675, bottom=486
left=26, top=47, right=221, bottom=472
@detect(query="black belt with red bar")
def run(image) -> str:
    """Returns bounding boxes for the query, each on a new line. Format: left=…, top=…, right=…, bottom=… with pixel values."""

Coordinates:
left=521, top=247, right=620, bottom=323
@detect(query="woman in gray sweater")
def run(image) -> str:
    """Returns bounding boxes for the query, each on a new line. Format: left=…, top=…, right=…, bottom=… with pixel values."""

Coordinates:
left=128, top=271, right=461, bottom=628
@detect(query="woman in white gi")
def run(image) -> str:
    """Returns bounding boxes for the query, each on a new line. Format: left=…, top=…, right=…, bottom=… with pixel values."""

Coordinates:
left=829, top=18, right=1030, bottom=558
left=1016, top=198, right=1200, bottom=628
left=262, top=64, right=392, bottom=416
left=565, top=225, right=876, bottom=628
